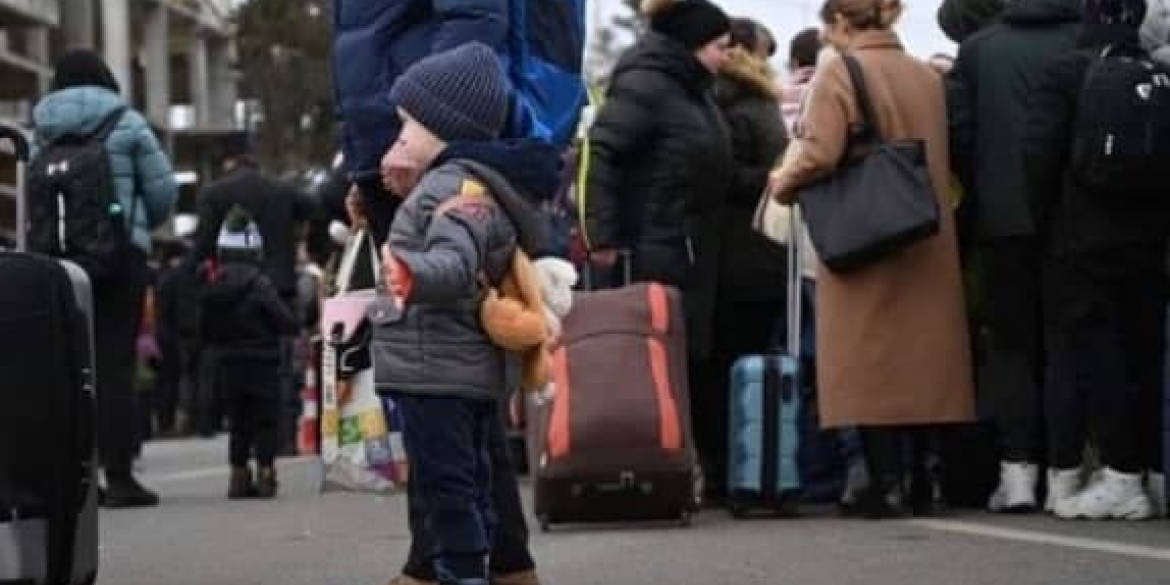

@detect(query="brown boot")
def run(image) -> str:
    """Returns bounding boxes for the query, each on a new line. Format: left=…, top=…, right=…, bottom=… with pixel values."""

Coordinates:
left=386, top=576, right=436, bottom=585
left=491, top=570, right=541, bottom=585
left=255, top=466, right=279, bottom=499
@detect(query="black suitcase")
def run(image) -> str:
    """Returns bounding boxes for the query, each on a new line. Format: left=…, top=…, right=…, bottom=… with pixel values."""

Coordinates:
left=0, top=125, right=100, bottom=585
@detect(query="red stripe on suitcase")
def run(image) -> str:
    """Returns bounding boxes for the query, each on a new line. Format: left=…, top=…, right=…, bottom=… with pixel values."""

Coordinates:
left=548, top=347, right=572, bottom=458
left=647, top=285, right=682, bottom=451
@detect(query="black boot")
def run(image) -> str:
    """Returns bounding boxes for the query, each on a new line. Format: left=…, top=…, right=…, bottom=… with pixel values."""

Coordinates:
left=255, top=466, right=278, bottom=499
left=103, top=473, right=160, bottom=509
left=855, top=476, right=909, bottom=520
left=228, top=466, right=257, bottom=500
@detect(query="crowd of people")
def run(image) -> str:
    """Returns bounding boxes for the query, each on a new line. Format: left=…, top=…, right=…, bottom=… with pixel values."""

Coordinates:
left=20, top=0, right=1170, bottom=584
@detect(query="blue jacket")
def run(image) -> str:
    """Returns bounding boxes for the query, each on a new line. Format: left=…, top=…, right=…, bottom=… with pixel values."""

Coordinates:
left=332, top=0, right=586, bottom=182
left=33, top=87, right=178, bottom=253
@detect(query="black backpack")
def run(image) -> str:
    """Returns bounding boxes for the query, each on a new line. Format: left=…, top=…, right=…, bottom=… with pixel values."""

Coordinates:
left=27, top=107, right=136, bottom=282
left=1071, top=47, right=1170, bottom=198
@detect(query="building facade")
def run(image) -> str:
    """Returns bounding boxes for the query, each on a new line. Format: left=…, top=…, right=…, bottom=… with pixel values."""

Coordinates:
left=0, top=0, right=242, bottom=244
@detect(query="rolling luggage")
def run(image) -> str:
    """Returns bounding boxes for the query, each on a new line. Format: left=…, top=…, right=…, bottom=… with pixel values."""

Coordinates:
left=727, top=206, right=805, bottom=517
left=528, top=254, right=699, bottom=530
left=0, top=124, right=100, bottom=585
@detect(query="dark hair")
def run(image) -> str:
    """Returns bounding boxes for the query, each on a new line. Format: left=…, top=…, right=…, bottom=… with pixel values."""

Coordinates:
left=729, top=18, right=776, bottom=57
left=789, top=28, right=823, bottom=68
left=51, top=49, right=120, bottom=93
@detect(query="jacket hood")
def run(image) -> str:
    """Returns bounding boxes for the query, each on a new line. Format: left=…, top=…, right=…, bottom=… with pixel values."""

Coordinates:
left=715, top=47, right=778, bottom=105
left=612, top=32, right=714, bottom=96
left=202, top=263, right=262, bottom=306
left=1142, top=0, right=1170, bottom=64
left=430, top=142, right=555, bottom=256
left=939, top=0, right=1006, bottom=42
left=1003, top=0, right=1081, bottom=25
left=33, top=86, right=126, bottom=145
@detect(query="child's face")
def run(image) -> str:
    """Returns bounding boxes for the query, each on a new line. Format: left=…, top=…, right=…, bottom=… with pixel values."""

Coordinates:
left=381, top=109, right=446, bottom=198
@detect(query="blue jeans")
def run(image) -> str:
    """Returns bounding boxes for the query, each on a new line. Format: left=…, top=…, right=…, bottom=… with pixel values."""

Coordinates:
left=393, top=394, right=497, bottom=585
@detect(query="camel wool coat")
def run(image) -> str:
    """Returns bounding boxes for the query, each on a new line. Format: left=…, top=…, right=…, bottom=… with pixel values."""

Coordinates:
left=775, top=30, right=975, bottom=428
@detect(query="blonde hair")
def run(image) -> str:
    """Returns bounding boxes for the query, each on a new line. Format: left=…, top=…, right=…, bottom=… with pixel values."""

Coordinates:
left=641, top=0, right=677, bottom=17
left=820, top=0, right=904, bottom=30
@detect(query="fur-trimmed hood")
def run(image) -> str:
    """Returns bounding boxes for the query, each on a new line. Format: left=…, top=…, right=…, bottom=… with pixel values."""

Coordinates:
left=715, top=47, right=778, bottom=105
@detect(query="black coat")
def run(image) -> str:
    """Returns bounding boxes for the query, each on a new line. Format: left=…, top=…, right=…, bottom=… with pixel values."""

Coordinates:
left=713, top=48, right=789, bottom=304
left=192, top=163, right=318, bottom=297
left=1024, top=25, right=1170, bottom=261
left=947, top=0, right=1080, bottom=241
left=584, top=33, right=732, bottom=358
left=200, top=261, right=299, bottom=358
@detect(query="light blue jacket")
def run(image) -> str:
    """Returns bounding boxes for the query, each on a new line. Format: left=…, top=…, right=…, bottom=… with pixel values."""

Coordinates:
left=33, top=86, right=178, bottom=253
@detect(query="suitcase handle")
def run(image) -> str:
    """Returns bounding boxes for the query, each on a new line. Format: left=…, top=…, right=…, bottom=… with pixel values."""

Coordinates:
left=0, top=125, right=30, bottom=162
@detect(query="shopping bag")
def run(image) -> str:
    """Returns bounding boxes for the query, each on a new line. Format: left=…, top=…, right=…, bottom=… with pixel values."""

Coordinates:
left=319, top=231, right=407, bottom=494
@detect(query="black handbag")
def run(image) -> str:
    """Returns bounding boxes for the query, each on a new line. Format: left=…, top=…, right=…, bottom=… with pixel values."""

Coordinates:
left=797, top=54, right=940, bottom=274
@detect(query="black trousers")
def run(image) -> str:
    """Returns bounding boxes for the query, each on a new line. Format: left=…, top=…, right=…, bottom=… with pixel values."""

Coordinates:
left=1044, top=246, right=1166, bottom=473
left=978, top=237, right=1045, bottom=463
left=156, top=339, right=181, bottom=432
left=403, top=398, right=534, bottom=580
left=94, top=253, right=148, bottom=479
left=697, top=298, right=784, bottom=492
left=220, top=358, right=282, bottom=468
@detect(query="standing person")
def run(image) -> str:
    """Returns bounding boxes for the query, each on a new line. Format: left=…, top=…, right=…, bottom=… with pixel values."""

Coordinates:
left=946, top=0, right=1081, bottom=513
left=1025, top=0, right=1168, bottom=521
left=32, top=49, right=178, bottom=508
left=333, top=4, right=584, bottom=585
left=200, top=208, right=300, bottom=499
left=373, top=43, right=546, bottom=585
left=582, top=0, right=732, bottom=494
left=706, top=17, right=788, bottom=501
left=782, top=28, right=824, bottom=129
left=191, top=139, right=318, bottom=453
left=769, top=0, right=975, bottom=518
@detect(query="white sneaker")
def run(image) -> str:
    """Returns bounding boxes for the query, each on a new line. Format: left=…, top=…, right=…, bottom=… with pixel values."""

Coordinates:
left=987, top=462, right=1038, bottom=513
left=1045, top=468, right=1083, bottom=513
left=1054, top=468, right=1153, bottom=520
left=1147, top=472, right=1166, bottom=518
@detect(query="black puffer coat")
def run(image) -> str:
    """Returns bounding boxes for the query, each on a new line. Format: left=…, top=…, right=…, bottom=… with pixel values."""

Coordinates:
left=584, top=33, right=732, bottom=358
left=713, top=47, right=789, bottom=304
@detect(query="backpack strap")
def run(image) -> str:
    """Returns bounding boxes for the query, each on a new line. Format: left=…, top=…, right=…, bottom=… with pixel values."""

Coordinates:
left=87, top=106, right=128, bottom=143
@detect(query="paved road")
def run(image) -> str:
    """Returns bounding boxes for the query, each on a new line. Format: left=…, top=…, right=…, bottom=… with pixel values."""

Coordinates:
left=99, top=438, right=1170, bottom=585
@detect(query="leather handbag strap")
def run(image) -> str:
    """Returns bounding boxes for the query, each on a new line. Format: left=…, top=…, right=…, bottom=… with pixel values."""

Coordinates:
left=841, top=54, right=882, bottom=145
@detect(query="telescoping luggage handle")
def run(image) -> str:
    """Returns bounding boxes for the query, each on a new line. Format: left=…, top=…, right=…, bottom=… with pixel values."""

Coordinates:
left=785, top=205, right=803, bottom=359
left=0, top=124, right=31, bottom=252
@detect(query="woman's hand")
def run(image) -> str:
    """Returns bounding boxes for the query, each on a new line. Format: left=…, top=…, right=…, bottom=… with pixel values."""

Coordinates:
left=766, top=167, right=786, bottom=202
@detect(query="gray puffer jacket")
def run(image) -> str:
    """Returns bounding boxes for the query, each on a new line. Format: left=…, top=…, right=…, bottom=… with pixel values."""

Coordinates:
left=373, top=160, right=541, bottom=401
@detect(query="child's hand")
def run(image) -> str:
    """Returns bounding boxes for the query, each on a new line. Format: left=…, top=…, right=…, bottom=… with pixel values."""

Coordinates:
left=381, top=244, right=413, bottom=302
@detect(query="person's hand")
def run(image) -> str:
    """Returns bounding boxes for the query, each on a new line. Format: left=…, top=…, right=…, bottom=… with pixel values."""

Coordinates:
left=766, top=168, right=785, bottom=202
left=345, top=185, right=367, bottom=230
left=590, top=249, right=620, bottom=267
left=381, top=244, right=412, bottom=302
left=380, top=143, right=425, bottom=197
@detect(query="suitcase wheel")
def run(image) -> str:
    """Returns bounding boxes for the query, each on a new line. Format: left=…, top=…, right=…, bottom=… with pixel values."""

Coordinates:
left=538, top=515, right=552, bottom=533
left=678, top=509, right=693, bottom=527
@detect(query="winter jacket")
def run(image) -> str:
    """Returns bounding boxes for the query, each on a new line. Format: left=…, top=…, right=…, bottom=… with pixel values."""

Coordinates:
left=192, top=163, right=318, bottom=298
left=947, top=0, right=1081, bottom=241
left=713, top=48, right=788, bottom=303
left=32, top=86, right=177, bottom=253
left=200, top=261, right=299, bottom=359
left=583, top=33, right=732, bottom=358
left=938, top=0, right=1007, bottom=44
left=374, top=156, right=544, bottom=401
left=332, top=0, right=585, bottom=184
left=1024, top=25, right=1170, bottom=258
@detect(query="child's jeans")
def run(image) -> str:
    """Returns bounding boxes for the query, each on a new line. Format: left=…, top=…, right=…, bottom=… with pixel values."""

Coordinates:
left=393, top=393, right=497, bottom=585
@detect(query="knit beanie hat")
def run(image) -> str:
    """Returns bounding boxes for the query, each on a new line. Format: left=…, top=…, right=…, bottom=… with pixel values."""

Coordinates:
left=643, top=0, right=732, bottom=50
left=937, top=0, right=1005, bottom=43
left=52, top=49, right=120, bottom=93
left=388, top=42, right=510, bottom=143
left=1082, top=0, right=1148, bottom=27
left=216, top=205, right=264, bottom=263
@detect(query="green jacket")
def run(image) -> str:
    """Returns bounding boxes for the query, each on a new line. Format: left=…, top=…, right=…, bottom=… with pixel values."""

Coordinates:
left=947, top=0, right=1080, bottom=240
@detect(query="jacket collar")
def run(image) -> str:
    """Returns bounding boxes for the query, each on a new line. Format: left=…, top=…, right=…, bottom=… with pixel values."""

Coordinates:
left=847, top=30, right=904, bottom=52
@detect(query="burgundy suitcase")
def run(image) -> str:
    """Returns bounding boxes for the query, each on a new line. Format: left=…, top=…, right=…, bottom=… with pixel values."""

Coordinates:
left=528, top=281, right=699, bottom=530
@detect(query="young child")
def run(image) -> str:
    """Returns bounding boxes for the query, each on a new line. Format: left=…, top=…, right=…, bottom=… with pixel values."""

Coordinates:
left=373, top=43, right=549, bottom=585
left=200, top=206, right=299, bottom=499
